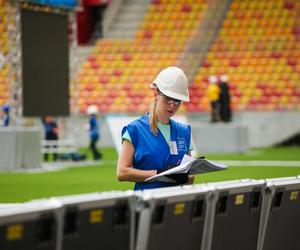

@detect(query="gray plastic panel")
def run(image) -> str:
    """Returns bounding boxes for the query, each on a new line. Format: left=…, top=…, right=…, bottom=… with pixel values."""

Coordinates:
left=52, top=191, right=135, bottom=250
left=260, top=178, right=300, bottom=250
left=204, top=180, right=265, bottom=250
left=0, top=200, right=62, bottom=250
left=136, top=185, right=210, bottom=250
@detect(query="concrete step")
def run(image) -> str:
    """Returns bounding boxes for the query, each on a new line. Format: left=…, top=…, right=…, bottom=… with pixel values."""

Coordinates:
left=116, top=12, right=146, bottom=22
left=112, top=21, right=140, bottom=30
left=126, top=0, right=151, bottom=4
left=76, top=46, right=92, bottom=66
left=103, top=0, right=150, bottom=39
left=106, top=30, right=136, bottom=39
left=122, top=5, right=149, bottom=12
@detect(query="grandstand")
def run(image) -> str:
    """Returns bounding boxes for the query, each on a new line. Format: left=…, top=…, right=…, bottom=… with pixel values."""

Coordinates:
left=190, top=0, right=300, bottom=112
left=0, top=0, right=299, bottom=115
left=76, top=0, right=208, bottom=113
left=76, top=0, right=300, bottom=114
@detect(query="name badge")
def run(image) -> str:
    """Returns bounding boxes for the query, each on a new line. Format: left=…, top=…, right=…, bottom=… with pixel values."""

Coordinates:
left=177, top=137, right=187, bottom=151
left=169, top=141, right=178, bottom=155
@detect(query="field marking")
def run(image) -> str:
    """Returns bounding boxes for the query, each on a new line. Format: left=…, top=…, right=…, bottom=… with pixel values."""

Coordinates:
left=25, top=160, right=110, bottom=173
left=220, top=160, right=300, bottom=167
left=11, top=160, right=300, bottom=174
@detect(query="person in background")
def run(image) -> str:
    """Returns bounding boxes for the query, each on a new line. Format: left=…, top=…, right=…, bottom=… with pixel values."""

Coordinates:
left=219, top=75, right=232, bottom=122
left=117, top=66, right=194, bottom=190
left=2, top=104, right=10, bottom=127
left=42, top=116, right=59, bottom=161
left=206, top=75, right=221, bottom=123
left=86, top=105, right=102, bottom=160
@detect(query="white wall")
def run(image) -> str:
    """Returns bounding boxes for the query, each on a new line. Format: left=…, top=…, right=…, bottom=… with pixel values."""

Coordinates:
left=54, top=112, right=300, bottom=151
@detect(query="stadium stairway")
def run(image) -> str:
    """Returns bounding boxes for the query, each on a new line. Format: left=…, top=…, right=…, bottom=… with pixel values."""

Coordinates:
left=104, top=0, right=151, bottom=39
left=76, top=46, right=93, bottom=70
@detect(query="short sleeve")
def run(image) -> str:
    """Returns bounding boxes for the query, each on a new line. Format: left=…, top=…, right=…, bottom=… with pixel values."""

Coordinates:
left=122, top=129, right=132, bottom=143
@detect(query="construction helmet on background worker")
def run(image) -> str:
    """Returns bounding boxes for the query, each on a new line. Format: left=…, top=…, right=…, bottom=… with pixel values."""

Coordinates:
left=209, top=75, right=218, bottom=84
left=220, top=74, right=229, bottom=82
left=87, top=105, right=98, bottom=115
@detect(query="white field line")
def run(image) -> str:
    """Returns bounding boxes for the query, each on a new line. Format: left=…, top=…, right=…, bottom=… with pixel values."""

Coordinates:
left=220, top=160, right=300, bottom=167
left=15, top=160, right=300, bottom=174
left=25, top=160, right=116, bottom=173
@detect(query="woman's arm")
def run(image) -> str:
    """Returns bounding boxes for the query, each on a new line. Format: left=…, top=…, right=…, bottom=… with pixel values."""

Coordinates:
left=117, top=140, right=157, bottom=182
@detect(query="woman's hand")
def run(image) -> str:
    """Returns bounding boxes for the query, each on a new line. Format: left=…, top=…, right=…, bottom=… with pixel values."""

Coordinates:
left=186, top=175, right=195, bottom=185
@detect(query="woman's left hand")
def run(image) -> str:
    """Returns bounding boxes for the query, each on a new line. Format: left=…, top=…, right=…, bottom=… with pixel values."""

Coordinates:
left=186, top=175, right=195, bottom=185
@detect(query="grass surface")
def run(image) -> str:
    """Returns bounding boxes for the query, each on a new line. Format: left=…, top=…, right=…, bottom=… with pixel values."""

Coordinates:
left=0, top=147, right=299, bottom=203
left=204, top=146, right=300, bottom=161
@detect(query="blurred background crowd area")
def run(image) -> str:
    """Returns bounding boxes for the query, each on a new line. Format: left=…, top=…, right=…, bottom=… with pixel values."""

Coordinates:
left=0, top=0, right=299, bottom=115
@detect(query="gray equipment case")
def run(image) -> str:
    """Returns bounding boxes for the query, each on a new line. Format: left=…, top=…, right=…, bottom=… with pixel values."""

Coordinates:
left=135, top=185, right=210, bottom=250
left=0, top=191, right=136, bottom=250
left=203, top=179, right=265, bottom=250
left=259, top=177, right=300, bottom=250
left=0, top=200, right=62, bottom=250
left=51, top=191, right=136, bottom=250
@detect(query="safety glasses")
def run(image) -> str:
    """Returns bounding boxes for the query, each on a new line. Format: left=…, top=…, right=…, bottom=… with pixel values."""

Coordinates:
left=157, top=91, right=182, bottom=106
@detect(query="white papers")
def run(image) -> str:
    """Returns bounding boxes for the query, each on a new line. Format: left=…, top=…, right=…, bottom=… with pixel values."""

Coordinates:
left=145, top=154, right=227, bottom=183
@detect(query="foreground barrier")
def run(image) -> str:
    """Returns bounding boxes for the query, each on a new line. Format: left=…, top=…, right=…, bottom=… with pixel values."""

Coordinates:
left=203, top=180, right=265, bottom=250
left=135, top=185, right=209, bottom=250
left=0, top=200, right=62, bottom=250
left=52, top=192, right=135, bottom=250
left=1, top=178, right=300, bottom=250
left=259, top=177, right=300, bottom=250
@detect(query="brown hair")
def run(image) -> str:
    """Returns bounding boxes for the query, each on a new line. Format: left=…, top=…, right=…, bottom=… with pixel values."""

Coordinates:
left=149, top=99, right=158, bottom=136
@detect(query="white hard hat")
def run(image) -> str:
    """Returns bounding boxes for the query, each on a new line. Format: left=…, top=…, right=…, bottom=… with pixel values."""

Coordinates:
left=209, top=75, right=218, bottom=84
left=87, top=105, right=98, bottom=115
left=151, top=66, right=189, bottom=102
left=220, top=74, right=228, bottom=82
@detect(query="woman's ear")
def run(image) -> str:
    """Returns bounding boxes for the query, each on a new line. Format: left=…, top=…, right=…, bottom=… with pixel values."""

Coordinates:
left=154, top=89, right=158, bottom=99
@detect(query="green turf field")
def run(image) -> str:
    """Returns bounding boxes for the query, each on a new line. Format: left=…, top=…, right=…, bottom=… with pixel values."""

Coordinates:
left=0, top=146, right=299, bottom=203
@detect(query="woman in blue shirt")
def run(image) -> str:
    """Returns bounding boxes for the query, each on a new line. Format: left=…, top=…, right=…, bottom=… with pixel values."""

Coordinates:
left=117, top=66, right=194, bottom=190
